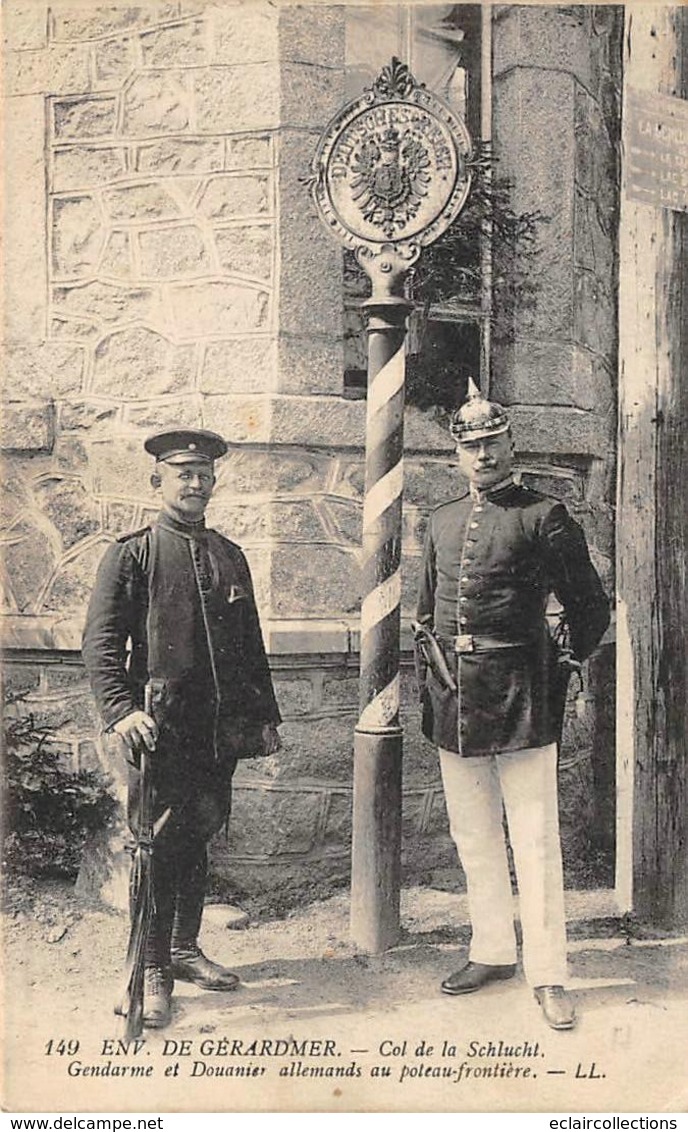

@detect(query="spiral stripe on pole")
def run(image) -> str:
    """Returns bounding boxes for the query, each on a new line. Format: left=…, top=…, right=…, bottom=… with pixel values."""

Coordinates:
left=363, top=462, right=404, bottom=530
left=369, top=342, right=405, bottom=405
left=361, top=571, right=402, bottom=634
left=358, top=334, right=405, bottom=731
left=359, top=672, right=401, bottom=731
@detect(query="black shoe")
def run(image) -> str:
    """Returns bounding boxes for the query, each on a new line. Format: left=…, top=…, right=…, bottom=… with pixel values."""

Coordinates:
left=534, top=985, right=576, bottom=1030
left=441, top=961, right=517, bottom=996
left=170, top=946, right=240, bottom=991
left=143, top=965, right=173, bottom=1028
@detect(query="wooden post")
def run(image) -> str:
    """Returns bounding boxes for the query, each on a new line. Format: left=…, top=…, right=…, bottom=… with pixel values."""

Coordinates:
left=617, top=6, right=688, bottom=927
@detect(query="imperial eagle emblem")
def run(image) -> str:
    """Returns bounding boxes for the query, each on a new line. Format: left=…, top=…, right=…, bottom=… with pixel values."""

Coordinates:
left=349, top=127, right=432, bottom=238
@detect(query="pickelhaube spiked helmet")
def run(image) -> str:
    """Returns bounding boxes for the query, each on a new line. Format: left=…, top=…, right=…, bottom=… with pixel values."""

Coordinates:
left=449, top=377, right=510, bottom=443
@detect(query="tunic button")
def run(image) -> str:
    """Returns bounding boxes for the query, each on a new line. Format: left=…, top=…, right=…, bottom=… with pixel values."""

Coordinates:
left=461, top=576, right=471, bottom=583
left=474, top=506, right=484, bottom=513
left=459, top=596, right=468, bottom=604
left=470, top=522, right=479, bottom=529
left=459, top=617, right=468, bottom=626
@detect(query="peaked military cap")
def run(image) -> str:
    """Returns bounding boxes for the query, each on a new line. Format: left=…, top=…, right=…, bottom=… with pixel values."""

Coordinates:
left=449, top=377, right=510, bottom=443
left=144, top=427, right=228, bottom=463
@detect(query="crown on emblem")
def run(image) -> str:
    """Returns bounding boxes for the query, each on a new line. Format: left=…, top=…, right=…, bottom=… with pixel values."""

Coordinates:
left=449, top=377, right=511, bottom=443
left=380, top=127, right=401, bottom=153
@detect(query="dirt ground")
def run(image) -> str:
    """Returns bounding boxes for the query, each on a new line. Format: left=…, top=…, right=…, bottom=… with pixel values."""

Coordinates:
left=2, top=877, right=688, bottom=1114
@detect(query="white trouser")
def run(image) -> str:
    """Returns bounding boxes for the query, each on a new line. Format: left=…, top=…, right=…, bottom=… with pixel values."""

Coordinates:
left=439, top=743, right=568, bottom=987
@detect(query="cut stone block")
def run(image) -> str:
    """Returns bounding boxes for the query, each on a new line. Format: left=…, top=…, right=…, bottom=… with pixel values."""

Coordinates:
left=193, top=64, right=280, bottom=133
left=53, top=97, right=117, bottom=140
left=123, top=72, right=191, bottom=135
left=136, top=137, right=224, bottom=175
left=2, top=518, right=59, bottom=610
left=198, top=175, right=271, bottom=220
left=35, top=477, right=101, bottom=550
left=271, top=543, right=360, bottom=619
left=92, top=328, right=195, bottom=398
left=53, top=145, right=127, bottom=192
left=139, top=225, right=211, bottom=278
left=225, top=135, right=273, bottom=171
left=199, top=337, right=277, bottom=395
left=210, top=4, right=279, bottom=66
left=1, top=402, right=55, bottom=454
left=214, top=225, right=273, bottom=282
left=52, top=196, right=104, bottom=277
left=168, top=282, right=270, bottom=338
left=140, top=20, right=207, bottom=67
left=103, top=183, right=183, bottom=222
left=2, top=342, right=84, bottom=399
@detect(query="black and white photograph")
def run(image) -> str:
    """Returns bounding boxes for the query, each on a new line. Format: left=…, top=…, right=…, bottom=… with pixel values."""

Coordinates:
left=1, top=0, right=687, bottom=1116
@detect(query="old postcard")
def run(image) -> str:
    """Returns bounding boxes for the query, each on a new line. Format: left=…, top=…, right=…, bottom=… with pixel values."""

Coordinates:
left=2, top=0, right=687, bottom=1116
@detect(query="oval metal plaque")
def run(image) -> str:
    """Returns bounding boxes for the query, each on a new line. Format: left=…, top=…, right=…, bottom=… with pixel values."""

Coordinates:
left=312, top=58, right=472, bottom=253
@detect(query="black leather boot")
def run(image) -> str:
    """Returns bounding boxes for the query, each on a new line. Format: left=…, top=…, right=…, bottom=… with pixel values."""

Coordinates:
left=143, top=966, right=173, bottom=1028
left=170, top=947, right=240, bottom=991
left=170, top=846, right=239, bottom=991
left=145, top=849, right=176, bottom=972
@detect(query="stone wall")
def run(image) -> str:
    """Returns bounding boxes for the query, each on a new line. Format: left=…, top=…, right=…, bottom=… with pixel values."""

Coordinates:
left=2, top=0, right=470, bottom=637
left=2, top=2, right=619, bottom=909
left=492, top=4, right=622, bottom=596
left=0, top=0, right=463, bottom=908
left=3, top=647, right=602, bottom=912
left=490, top=4, right=621, bottom=859
left=2, top=0, right=352, bottom=640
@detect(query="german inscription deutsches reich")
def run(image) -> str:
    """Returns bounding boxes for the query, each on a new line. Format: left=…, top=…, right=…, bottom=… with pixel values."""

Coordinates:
left=312, top=58, right=472, bottom=253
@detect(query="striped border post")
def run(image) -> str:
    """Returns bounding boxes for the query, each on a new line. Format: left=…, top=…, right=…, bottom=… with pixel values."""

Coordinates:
left=309, top=57, right=473, bottom=954
left=351, top=282, right=412, bottom=953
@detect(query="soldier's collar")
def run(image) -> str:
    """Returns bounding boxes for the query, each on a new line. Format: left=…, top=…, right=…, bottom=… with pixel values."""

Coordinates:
left=157, top=510, right=207, bottom=538
left=469, top=475, right=515, bottom=503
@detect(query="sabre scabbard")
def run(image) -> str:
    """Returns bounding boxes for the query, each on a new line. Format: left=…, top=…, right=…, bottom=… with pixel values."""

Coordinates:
left=411, top=621, right=458, bottom=694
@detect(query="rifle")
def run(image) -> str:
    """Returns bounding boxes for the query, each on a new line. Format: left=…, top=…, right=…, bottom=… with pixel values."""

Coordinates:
left=115, top=684, right=156, bottom=1039
left=412, top=621, right=458, bottom=693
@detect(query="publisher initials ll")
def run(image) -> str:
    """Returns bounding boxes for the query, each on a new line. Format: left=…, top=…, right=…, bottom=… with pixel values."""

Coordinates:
left=575, top=1062, right=604, bottom=1079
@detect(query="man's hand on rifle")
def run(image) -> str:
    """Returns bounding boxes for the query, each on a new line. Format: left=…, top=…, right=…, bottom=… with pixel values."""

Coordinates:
left=113, top=710, right=159, bottom=754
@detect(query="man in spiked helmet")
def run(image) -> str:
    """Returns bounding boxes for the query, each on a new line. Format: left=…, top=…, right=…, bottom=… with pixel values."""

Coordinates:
left=83, top=428, right=281, bottom=1028
left=415, top=380, right=610, bottom=1030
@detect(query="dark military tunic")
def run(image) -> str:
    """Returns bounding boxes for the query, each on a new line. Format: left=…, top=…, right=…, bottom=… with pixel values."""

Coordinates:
left=416, top=479, right=610, bottom=757
left=83, top=508, right=282, bottom=967
left=82, top=510, right=281, bottom=833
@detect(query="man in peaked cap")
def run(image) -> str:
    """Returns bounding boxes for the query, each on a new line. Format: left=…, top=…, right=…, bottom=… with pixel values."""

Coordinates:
left=416, top=380, right=609, bottom=1030
left=83, top=428, right=281, bottom=1028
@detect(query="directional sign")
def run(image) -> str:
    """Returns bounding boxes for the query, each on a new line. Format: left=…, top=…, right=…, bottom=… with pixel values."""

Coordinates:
left=625, top=88, right=688, bottom=213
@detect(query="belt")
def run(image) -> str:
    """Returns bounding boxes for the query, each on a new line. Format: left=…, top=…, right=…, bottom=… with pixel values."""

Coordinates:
left=437, top=634, right=527, bottom=654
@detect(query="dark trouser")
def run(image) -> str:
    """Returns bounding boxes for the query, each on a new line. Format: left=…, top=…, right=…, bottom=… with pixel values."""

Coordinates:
left=127, top=750, right=238, bottom=971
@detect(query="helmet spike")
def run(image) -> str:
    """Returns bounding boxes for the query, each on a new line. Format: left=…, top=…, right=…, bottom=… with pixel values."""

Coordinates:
left=466, top=375, right=482, bottom=400
left=449, top=378, right=510, bottom=443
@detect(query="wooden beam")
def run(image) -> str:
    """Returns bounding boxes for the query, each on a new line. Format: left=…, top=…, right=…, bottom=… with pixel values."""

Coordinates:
left=617, top=6, right=688, bottom=927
